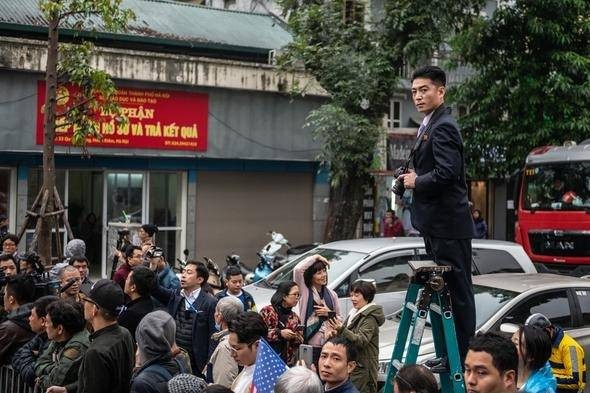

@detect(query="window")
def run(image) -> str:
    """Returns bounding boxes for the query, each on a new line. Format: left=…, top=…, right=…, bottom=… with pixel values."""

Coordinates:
left=149, top=172, right=182, bottom=262
left=575, top=289, right=590, bottom=327
left=357, top=254, right=413, bottom=294
left=472, top=249, right=523, bottom=274
left=500, top=290, right=572, bottom=328
left=384, top=100, right=401, bottom=129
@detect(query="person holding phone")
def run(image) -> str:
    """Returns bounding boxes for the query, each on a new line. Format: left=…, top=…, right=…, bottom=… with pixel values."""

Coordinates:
left=293, top=254, right=341, bottom=363
left=327, top=280, right=384, bottom=393
left=259, top=281, right=303, bottom=365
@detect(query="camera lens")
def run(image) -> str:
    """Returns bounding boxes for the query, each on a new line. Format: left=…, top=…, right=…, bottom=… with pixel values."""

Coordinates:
left=392, top=178, right=405, bottom=197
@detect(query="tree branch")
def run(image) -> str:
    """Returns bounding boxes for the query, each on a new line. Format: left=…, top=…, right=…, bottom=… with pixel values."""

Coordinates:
left=55, top=97, right=96, bottom=117
left=58, top=10, right=101, bottom=21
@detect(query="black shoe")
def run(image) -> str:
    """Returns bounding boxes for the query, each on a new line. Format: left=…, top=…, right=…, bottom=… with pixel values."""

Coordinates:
left=424, top=357, right=449, bottom=373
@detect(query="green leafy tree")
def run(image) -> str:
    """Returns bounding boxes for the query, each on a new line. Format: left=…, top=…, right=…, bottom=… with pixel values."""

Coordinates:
left=449, top=0, right=590, bottom=178
left=280, top=0, right=484, bottom=241
left=26, top=0, right=133, bottom=264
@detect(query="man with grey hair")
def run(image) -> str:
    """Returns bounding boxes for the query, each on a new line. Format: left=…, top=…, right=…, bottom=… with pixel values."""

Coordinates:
left=275, top=366, right=323, bottom=393
left=206, top=296, right=243, bottom=387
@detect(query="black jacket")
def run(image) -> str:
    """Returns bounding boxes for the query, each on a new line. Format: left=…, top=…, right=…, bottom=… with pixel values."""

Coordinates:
left=152, top=284, right=217, bottom=375
left=118, top=296, right=155, bottom=341
left=130, top=357, right=182, bottom=393
left=411, top=105, right=475, bottom=239
left=0, top=303, right=34, bottom=365
left=77, top=323, right=135, bottom=393
left=11, top=333, right=49, bottom=386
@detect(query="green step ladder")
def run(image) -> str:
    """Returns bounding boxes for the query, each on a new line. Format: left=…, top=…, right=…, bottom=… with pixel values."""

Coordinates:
left=383, top=260, right=465, bottom=393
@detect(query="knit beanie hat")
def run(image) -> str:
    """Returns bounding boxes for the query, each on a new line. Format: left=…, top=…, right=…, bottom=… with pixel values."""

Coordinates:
left=65, top=239, right=86, bottom=259
left=136, top=310, right=176, bottom=364
left=167, top=374, right=208, bottom=393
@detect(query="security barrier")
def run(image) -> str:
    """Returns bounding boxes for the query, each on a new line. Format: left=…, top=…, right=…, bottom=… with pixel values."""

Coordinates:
left=0, top=365, right=34, bottom=393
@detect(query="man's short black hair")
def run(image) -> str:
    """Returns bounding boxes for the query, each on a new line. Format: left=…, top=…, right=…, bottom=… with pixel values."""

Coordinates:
left=0, top=253, right=17, bottom=265
left=468, top=332, right=518, bottom=375
left=186, top=260, right=210, bottom=282
left=225, top=265, right=243, bottom=280
left=130, top=265, right=155, bottom=297
left=5, top=274, right=36, bottom=305
left=32, top=295, right=59, bottom=318
left=350, top=280, right=376, bottom=303
left=70, top=255, right=89, bottom=266
left=1, top=233, right=19, bottom=246
left=411, top=65, right=446, bottom=87
left=228, top=311, right=267, bottom=345
left=125, top=245, right=142, bottom=260
left=46, top=299, right=86, bottom=336
left=324, top=336, right=358, bottom=363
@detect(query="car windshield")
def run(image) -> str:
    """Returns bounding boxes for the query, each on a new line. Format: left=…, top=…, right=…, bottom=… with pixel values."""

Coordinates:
left=391, top=284, right=517, bottom=329
left=255, top=248, right=367, bottom=289
left=523, top=162, right=590, bottom=211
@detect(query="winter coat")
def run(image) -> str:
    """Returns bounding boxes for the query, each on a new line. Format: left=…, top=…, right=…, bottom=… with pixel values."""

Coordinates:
left=157, top=264, right=180, bottom=290
left=151, top=284, right=217, bottom=375
left=77, top=324, right=135, bottom=393
left=337, top=304, right=385, bottom=393
left=0, top=303, right=34, bottom=365
left=215, top=289, right=257, bottom=312
left=259, top=304, right=302, bottom=365
left=520, top=362, right=556, bottom=393
left=131, top=358, right=183, bottom=393
left=325, top=379, right=360, bottom=393
left=473, top=218, right=488, bottom=239
left=207, top=330, right=238, bottom=387
left=294, top=255, right=341, bottom=347
left=118, top=296, right=155, bottom=342
left=113, top=263, right=132, bottom=290
left=11, top=333, right=49, bottom=387
left=35, top=329, right=91, bottom=393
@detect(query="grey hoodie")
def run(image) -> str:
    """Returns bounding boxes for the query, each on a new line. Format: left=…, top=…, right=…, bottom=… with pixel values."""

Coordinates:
left=136, top=310, right=176, bottom=365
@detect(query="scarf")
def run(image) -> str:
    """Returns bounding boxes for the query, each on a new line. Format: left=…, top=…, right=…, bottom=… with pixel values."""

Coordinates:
left=304, top=286, right=334, bottom=343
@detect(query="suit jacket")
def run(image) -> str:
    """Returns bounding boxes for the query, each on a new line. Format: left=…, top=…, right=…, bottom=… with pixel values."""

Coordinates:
left=152, top=284, right=217, bottom=374
left=411, top=105, right=474, bottom=239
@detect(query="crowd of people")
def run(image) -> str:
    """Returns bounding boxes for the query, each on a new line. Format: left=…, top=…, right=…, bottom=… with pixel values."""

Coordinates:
left=0, top=224, right=585, bottom=393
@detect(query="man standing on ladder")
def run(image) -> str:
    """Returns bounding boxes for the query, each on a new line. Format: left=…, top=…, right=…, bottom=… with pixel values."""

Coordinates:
left=398, top=65, right=475, bottom=364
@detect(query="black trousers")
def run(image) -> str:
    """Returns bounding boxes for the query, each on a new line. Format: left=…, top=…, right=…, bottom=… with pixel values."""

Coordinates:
left=424, top=236, right=475, bottom=364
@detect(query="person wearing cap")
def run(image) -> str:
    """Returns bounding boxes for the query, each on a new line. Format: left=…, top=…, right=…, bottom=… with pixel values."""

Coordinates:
left=77, top=279, right=135, bottom=393
left=119, top=266, right=155, bottom=341
left=139, top=224, right=158, bottom=255
left=131, top=310, right=187, bottom=393
left=526, top=313, right=586, bottom=393
left=147, top=246, right=180, bottom=291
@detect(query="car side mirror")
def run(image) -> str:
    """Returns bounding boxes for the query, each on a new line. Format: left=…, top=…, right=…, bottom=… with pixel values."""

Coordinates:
left=500, top=323, right=520, bottom=334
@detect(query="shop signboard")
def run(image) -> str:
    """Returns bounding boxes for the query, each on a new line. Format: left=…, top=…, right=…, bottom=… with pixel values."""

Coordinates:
left=36, top=81, right=208, bottom=151
left=387, top=132, right=415, bottom=171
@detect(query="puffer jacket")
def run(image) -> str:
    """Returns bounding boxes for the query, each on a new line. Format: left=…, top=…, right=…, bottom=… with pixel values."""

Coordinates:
left=0, top=303, right=34, bottom=365
left=337, top=303, right=385, bottom=393
left=11, top=333, right=49, bottom=386
left=131, top=357, right=182, bottom=393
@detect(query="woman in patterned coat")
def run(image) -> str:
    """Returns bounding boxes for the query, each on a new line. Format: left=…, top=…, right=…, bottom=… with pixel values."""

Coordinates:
left=259, top=281, right=303, bottom=365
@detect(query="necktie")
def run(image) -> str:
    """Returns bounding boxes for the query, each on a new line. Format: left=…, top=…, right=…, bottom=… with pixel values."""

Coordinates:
left=417, top=123, right=426, bottom=138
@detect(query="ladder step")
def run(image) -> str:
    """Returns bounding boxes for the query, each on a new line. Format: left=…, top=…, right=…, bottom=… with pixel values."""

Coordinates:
left=431, top=304, right=441, bottom=315
left=405, top=302, right=418, bottom=313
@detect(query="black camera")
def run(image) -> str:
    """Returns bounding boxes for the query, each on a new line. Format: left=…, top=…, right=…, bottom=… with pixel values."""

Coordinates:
left=146, top=246, right=164, bottom=259
left=392, top=167, right=407, bottom=197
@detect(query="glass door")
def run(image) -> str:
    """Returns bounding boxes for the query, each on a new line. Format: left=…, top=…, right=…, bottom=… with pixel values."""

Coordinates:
left=102, top=172, right=145, bottom=277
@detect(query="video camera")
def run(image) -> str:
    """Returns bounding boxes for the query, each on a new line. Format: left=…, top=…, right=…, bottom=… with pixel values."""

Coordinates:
left=21, top=252, right=61, bottom=298
left=146, top=246, right=164, bottom=259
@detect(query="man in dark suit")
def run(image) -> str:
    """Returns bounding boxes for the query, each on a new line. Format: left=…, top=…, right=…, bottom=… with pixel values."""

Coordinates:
left=151, top=260, right=217, bottom=377
left=399, top=65, right=475, bottom=363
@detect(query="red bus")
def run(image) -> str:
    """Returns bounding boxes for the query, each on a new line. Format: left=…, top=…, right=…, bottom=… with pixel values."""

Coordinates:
left=515, top=141, right=590, bottom=276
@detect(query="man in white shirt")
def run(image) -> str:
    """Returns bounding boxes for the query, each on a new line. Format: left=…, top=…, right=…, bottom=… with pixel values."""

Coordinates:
left=228, top=311, right=268, bottom=393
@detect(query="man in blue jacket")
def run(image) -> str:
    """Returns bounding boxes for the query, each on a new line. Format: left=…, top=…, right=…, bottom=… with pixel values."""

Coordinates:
left=151, top=260, right=217, bottom=377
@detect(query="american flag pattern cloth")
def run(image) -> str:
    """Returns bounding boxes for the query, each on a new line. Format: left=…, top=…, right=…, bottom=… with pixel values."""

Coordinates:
left=251, top=339, right=288, bottom=393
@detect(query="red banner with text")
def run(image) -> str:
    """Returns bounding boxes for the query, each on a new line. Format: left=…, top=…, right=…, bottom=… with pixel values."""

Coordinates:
left=36, top=81, right=208, bottom=151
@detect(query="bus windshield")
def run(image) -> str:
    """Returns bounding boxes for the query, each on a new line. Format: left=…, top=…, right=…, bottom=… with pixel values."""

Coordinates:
left=523, top=162, right=590, bottom=211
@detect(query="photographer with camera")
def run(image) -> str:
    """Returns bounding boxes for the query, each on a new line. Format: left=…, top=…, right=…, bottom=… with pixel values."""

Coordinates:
left=396, top=66, right=475, bottom=364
